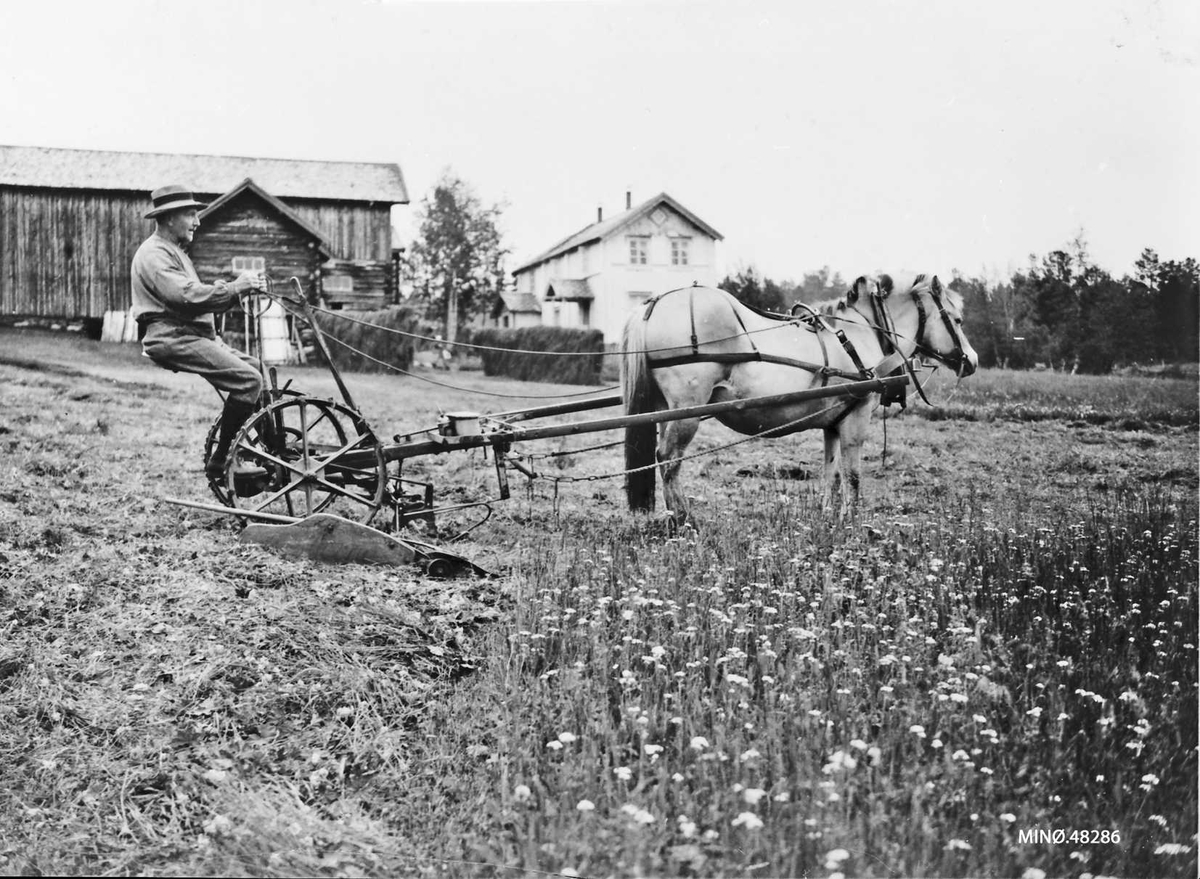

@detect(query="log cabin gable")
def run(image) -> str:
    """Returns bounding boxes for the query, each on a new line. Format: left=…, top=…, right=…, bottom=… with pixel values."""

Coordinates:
left=200, top=178, right=333, bottom=261
left=190, top=178, right=333, bottom=301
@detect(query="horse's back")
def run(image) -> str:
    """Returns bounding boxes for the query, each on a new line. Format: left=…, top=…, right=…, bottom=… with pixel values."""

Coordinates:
left=641, top=286, right=768, bottom=354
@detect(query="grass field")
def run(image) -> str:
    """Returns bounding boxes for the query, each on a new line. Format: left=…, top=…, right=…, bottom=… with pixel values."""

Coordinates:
left=1, top=327, right=1196, bottom=878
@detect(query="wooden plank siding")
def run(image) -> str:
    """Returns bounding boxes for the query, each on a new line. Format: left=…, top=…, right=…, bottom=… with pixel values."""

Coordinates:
left=0, top=187, right=148, bottom=319
left=1, top=187, right=396, bottom=320
left=289, top=200, right=392, bottom=262
left=190, top=193, right=325, bottom=302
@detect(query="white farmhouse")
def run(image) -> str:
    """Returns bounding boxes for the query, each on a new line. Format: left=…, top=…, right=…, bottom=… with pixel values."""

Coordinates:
left=505, top=192, right=723, bottom=344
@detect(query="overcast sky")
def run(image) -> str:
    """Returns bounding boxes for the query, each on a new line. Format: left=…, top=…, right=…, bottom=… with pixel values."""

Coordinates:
left=2, top=0, right=1196, bottom=285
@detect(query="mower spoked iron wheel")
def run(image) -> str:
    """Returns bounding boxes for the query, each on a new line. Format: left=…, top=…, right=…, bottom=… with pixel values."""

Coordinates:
left=213, top=396, right=387, bottom=525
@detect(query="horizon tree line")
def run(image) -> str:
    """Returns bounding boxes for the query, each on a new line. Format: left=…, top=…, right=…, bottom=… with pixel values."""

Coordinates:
left=719, top=240, right=1198, bottom=374
left=396, top=174, right=1197, bottom=373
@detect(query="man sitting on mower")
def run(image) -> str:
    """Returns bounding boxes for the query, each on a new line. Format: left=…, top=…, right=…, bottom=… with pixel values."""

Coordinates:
left=130, top=183, right=268, bottom=481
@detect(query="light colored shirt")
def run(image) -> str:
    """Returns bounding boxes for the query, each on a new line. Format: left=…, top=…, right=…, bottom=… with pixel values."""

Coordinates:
left=130, top=232, right=235, bottom=330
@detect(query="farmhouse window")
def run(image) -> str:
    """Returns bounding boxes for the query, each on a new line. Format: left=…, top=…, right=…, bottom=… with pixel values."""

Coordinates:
left=325, top=276, right=354, bottom=294
left=628, top=236, right=649, bottom=265
left=232, top=256, right=266, bottom=273
left=670, top=238, right=690, bottom=266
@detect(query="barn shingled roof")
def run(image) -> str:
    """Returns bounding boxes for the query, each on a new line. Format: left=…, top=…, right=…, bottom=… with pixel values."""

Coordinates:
left=0, top=145, right=409, bottom=204
left=512, top=192, right=723, bottom=275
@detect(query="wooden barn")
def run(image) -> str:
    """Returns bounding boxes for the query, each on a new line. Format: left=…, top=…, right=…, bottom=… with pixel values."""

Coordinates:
left=0, top=145, right=409, bottom=327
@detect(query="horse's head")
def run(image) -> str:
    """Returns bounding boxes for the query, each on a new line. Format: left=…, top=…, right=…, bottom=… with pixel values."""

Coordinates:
left=850, top=272, right=978, bottom=377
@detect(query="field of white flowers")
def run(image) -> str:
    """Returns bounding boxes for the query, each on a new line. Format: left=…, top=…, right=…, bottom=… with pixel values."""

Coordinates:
left=1, top=329, right=1196, bottom=877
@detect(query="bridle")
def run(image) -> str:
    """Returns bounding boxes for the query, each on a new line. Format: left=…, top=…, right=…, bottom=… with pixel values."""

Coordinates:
left=907, top=277, right=970, bottom=376
left=853, top=275, right=971, bottom=405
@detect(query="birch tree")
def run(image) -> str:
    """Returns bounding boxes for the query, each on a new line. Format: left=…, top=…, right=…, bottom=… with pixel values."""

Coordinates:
left=405, top=172, right=509, bottom=343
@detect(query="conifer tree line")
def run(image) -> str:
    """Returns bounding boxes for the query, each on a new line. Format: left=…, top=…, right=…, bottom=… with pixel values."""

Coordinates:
left=719, top=241, right=1199, bottom=374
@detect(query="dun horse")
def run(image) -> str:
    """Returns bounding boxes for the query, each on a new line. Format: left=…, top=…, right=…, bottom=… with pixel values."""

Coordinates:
left=621, top=272, right=978, bottom=519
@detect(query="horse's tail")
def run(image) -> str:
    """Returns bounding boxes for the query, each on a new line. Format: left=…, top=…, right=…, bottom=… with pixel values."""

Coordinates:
left=621, top=311, right=660, bottom=512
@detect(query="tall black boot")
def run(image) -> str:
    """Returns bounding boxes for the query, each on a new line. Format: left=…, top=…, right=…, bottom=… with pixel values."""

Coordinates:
left=206, top=399, right=258, bottom=479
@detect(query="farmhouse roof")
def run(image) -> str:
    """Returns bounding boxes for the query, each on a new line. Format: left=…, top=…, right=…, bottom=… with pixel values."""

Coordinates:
left=499, top=291, right=542, bottom=314
left=202, top=178, right=334, bottom=259
left=512, top=192, right=723, bottom=275
left=546, top=278, right=594, bottom=301
left=0, top=145, right=409, bottom=204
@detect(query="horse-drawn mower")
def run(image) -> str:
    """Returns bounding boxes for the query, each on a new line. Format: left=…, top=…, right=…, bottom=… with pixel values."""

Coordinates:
left=167, top=279, right=934, bottom=577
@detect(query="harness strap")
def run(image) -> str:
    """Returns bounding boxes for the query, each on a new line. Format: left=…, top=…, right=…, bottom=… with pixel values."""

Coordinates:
left=647, top=350, right=864, bottom=380
left=642, top=292, right=662, bottom=320
left=903, top=288, right=940, bottom=404
left=911, top=290, right=928, bottom=354
left=813, top=328, right=830, bottom=388
left=802, top=309, right=835, bottom=388
left=833, top=329, right=872, bottom=378
left=906, top=356, right=935, bottom=406
left=688, top=287, right=700, bottom=356
left=726, top=295, right=760, bottom=357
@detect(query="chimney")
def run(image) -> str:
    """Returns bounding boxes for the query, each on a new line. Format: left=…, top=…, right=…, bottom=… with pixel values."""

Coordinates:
left=626, top=190, right=632, bottom=210
left=597, top=206, right=603, bottom=223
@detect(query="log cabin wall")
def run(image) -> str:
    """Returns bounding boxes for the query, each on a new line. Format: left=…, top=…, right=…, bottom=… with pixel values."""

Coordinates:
left=319, top=260, right=392, bottom=310
left=190, top=193, right=325, bottom=301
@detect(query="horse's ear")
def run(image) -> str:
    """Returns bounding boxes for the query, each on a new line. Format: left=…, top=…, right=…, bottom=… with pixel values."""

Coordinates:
left=877, top=274, right=894, bottom=298
left=931, top=275, right=943, bottom=295
left=848, top=276, right=871, bottom=304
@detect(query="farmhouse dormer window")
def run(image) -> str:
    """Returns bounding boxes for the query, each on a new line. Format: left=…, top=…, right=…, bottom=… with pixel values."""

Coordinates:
left=629, top=236, right=649, bottom=265
left=670, top=237, right=691, bottom=266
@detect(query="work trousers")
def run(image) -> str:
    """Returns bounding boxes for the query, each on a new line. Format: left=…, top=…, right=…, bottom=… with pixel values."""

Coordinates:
left=140, top=320, right=263, bottom=407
